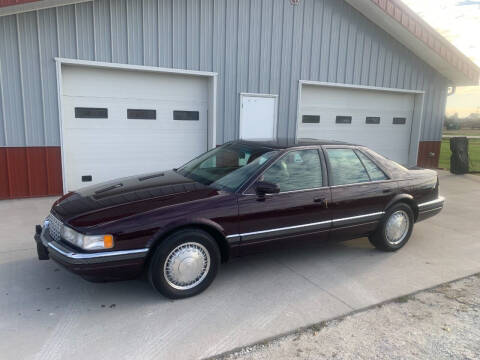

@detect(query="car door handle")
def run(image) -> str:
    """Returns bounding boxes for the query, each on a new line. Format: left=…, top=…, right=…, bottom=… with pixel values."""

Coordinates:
left=313, top=197, right=328, bottom=208
left=382, top=189, right=392, bottom=194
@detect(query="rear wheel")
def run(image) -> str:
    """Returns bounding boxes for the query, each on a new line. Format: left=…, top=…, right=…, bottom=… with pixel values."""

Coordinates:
left=369, top=203, right=414, bottom=251
left=148, top=228, right=220, bottom=299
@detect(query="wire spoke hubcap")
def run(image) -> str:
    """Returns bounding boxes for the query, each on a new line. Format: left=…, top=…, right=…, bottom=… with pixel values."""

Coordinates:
left=385, top=210, right=409, bottom=245
left=164, top=242, right=210, bottom=290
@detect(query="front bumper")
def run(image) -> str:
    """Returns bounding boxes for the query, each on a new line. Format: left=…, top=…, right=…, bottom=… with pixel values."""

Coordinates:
left=34, top=225, right=149, bottom=280
left=416, top=196, right=445, bottom=222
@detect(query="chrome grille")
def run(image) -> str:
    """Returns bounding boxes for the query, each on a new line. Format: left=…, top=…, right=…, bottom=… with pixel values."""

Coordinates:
left=47, top=213, right=63, bottom=242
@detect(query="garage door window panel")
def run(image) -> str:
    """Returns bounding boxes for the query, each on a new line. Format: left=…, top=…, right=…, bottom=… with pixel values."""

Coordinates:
left=173, top=110, right=200, bottom=121
left=336, top=116, right=352, bottom=124
left=355, top=150, right=389, bottom=181
left=366, top=117, right=380, bottom=124
left=302, top=115, right=320, bottom=124
left=127, top=109, right=156, bottom=120
left=75, top=107, right=108, bottom=119
left=326, top=148, right=370, bottom=186
left=262, top=150, right=323, bottom=192
left=393, top=117, right=406, bottom=124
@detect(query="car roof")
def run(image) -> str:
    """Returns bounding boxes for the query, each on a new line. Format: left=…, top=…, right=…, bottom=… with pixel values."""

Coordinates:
left=233, top=138, right=357, bottom=150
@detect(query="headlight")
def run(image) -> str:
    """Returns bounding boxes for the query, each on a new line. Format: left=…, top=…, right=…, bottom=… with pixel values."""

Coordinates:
left=61, top=226, right=114, bottom=250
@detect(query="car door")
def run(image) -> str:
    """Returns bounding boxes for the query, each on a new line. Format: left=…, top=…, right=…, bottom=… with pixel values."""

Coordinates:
left=236, top=148, right=332, bottom=251
left=323, top=146, right=398, bottom=241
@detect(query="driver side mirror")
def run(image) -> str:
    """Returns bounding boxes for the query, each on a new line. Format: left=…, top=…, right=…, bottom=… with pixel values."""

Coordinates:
left=255, top=181, right=280, bottom=197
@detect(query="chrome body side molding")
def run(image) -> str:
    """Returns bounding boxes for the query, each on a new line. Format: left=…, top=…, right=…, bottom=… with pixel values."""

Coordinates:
left=226, top=211, right=385, bottom=241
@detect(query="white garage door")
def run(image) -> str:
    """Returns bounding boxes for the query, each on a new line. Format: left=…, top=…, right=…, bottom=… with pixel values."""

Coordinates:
left=61, top=65, right=209, bottom=192
left=297, top=85, right=415, bottom=164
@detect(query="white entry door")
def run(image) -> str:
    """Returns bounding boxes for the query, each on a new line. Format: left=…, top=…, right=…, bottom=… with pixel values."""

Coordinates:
left=239, top=94, right=278, bottom=140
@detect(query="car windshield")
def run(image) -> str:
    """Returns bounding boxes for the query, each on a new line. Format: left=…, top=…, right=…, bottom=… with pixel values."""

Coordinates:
left=176, top=143, right=279, bottom=192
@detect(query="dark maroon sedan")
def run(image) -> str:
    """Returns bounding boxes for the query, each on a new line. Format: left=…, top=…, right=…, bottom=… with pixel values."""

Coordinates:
left=35, top=140, right=444, bottom=298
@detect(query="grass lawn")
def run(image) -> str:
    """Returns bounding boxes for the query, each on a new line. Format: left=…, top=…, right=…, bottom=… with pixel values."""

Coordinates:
left=443, top=129, right=480, bottom=136
left=439, top=138, right=480, bottom=172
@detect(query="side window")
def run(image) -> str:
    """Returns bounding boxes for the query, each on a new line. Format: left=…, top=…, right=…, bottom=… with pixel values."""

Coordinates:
left=262, top=149, right=323, bottom=192
left=356, top=151, right=388, bottom=181
left=326, top=148, right=370, bottom=186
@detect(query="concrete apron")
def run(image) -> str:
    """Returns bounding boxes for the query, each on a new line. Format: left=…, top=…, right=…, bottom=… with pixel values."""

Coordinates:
left=0, top=171, right=479, bottom=360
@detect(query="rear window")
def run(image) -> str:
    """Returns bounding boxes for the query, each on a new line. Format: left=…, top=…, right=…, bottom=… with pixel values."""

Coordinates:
left=326, top=148, right=370, bottom=186
left=356, top=151, right=388, bottom=181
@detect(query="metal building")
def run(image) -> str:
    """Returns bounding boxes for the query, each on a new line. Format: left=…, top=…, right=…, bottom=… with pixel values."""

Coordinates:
left=0, top=0, right=478, bottom=199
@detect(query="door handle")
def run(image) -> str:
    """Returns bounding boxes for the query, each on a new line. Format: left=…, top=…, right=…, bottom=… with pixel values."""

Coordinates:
left=382, top=189, right=392, bottom=194
left=313, top=197, right=328, bottom=208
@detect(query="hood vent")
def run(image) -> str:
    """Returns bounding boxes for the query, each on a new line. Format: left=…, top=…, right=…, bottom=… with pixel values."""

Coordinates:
left=95, top=183, right=123, bottom=194
left=139, top=173, right=165, bottom=181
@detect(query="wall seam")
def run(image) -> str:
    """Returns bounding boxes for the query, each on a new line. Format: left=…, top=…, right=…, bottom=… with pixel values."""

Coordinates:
left=197, top=0, right=201, bottom=69
left=308, top=0, right=315, bottom=79
left=36, top=11, right=48, bottom=147
left=317, top=0, right=324, bottom=79
left=336, top=4, right=343, bottom=83
left=267, top=0, right=274, bottom=91
left=125, top=0, right=129, bottom=63
left=5, top=148, right=13, bottom=196
left=245, top=0, right=251, bottom=91
left=55, top=7, right=61, bottom=57
left=142, top=0, right=146, bottom=65
left=171, top=0, right=174, bottom=67
left=16, top=15, right=28, bottom=147
left=222, top=0, right=228, bottom=140
left=92, top=0, right=97, bottom=60
left=109, top=0, right=114, bottom=62
left=157, top=0, right=160, bottom=66
left=257, top=0, right=263, bottom=91
left=0, top=41, right=7, bottom=146
left=74, top=4, right=79, bottom=58
left=16, top=15, right=33, bottom=195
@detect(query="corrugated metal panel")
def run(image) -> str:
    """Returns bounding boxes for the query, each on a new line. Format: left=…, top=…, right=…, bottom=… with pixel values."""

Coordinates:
left=159, top=0, right=173, bottom=68
left=93, top=0, right=112, bottom=62
left=0, top=55, right=5, bottom=146
left=75, top=1, right=95, bottom=60
left=0, top=0, right=449, bottom=151
left=110, top=0, right=127, bottom=63
left=126, top=0, right=143, bottom=65
left=224, top=0, right=238, bottom=141
left=142, top=0, right=157, bottom=66
left=0, top=14, right=24, bottom=146
left=56, top=5, right=77, bottom=58
left=18, top=11, right=44, bottom=146
left=37, top=8, right=60, bottom=146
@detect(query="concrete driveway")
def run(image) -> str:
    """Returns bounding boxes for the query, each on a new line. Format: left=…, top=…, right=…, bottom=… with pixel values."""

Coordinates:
left=1, top=171, right=479, bottom=360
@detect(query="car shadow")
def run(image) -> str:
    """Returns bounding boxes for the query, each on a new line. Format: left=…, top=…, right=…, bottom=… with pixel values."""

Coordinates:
left=1, top=237, right=395, bottom=311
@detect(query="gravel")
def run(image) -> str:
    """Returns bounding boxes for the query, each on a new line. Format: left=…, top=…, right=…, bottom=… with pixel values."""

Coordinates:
left=216, top=274, right=480, bottom=360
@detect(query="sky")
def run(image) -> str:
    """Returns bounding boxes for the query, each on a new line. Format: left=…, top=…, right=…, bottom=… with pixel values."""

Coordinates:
left=402, top=0, right=480, bottom=117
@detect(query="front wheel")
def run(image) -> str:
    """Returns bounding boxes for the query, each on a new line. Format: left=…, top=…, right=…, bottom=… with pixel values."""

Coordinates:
left=148, top=228, right=220, bottom=299
left=369, top=203, right=414, bottom=251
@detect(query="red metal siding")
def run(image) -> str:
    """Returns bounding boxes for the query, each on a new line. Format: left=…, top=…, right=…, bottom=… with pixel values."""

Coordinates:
left=0, top=147, right=63, bottom=200
left=0, top=150, right=9, bottom=199
left=0, top=0, right=40, bottom=7
left=417, top=141, right=441, bottom=169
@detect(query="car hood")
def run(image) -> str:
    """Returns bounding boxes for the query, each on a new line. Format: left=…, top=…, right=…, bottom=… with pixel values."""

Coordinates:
left=51, top=170, right=220, bottom=228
